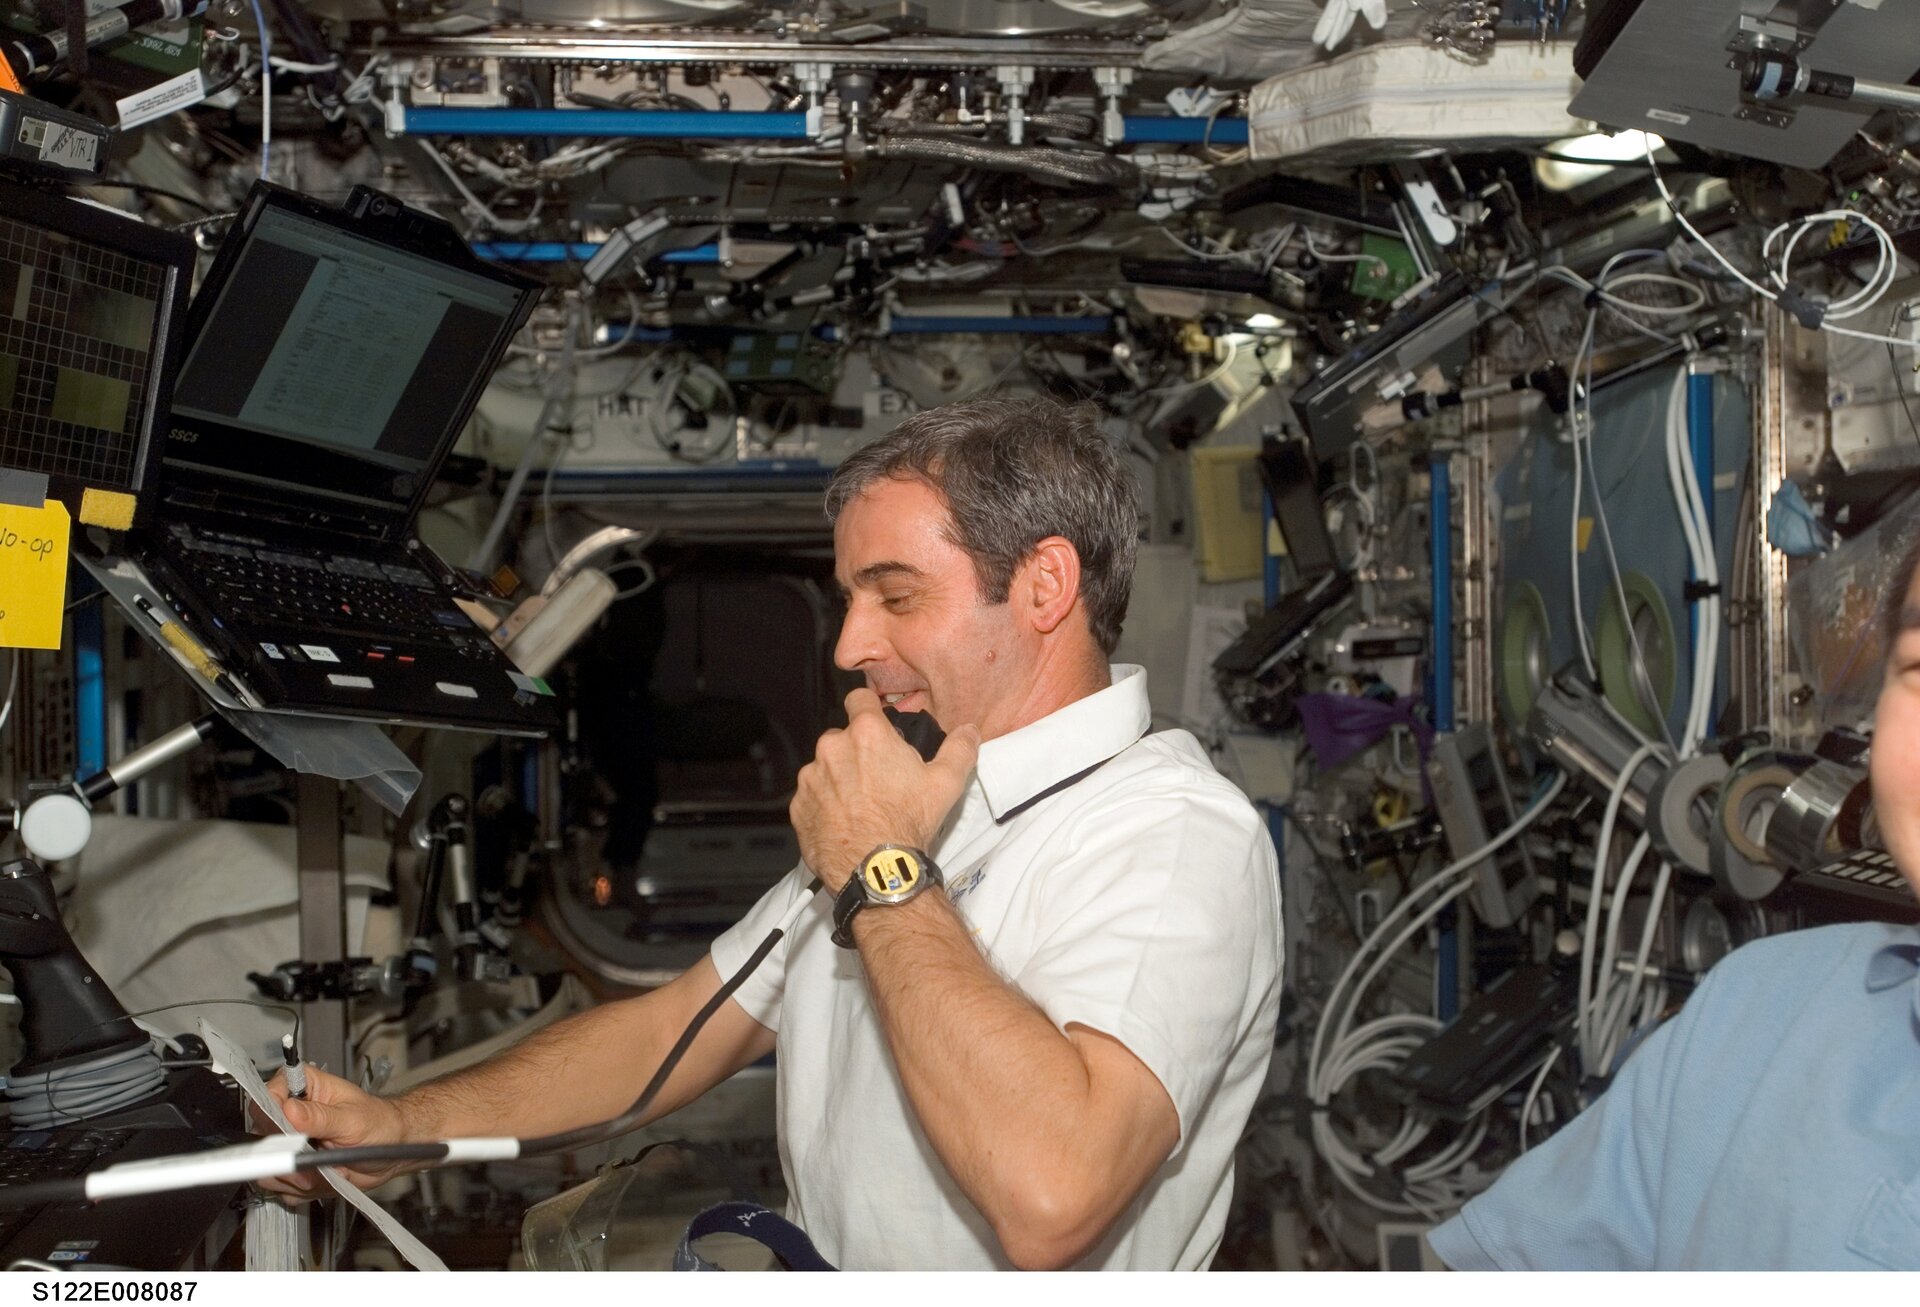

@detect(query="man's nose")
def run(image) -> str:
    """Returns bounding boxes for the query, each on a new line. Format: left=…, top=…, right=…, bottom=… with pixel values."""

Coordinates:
left=834, top=603, right=884, bottom=672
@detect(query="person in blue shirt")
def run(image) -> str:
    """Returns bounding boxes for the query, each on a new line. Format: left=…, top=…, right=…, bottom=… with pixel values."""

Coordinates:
left=1428, top=529, right=1920, bottom=1271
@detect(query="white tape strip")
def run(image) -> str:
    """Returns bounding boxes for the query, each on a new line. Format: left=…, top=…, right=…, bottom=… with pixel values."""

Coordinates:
left=442, top=1137, right=521, bottom=1164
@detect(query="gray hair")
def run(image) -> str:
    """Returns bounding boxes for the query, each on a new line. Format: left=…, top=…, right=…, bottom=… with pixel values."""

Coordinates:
left=824, top=396, right=1140, bottom=655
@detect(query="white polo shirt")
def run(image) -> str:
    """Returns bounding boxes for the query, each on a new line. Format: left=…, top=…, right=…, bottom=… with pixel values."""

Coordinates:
left=710, top=665, right=1284, bottom=1270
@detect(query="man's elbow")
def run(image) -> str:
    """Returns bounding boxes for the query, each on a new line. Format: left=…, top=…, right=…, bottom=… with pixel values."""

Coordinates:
left=991, top=1183, right=1112, bottom=1270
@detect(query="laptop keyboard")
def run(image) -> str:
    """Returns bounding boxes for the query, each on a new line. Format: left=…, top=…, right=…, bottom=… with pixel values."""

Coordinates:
left=167, top=527, right=475, bottom=643
left=0, top=1128, right=131, bottom=1245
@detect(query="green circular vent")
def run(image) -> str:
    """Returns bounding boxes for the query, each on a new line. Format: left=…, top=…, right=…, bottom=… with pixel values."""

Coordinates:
left=1499, top=582, right=1552, bottom=731
left=1595, top=571, right=1678, bottom=740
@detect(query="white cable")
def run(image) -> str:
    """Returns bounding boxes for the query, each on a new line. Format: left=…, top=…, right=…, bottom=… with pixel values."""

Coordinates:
left=1762, top=210, right=1898, bottom=321
left=243, top=0, right=271, bottom=181
left=1664, top=369, right=1719, bottom=754
left=1310, top=770, right=1570, bottom=1104
left=1575, top=305, right=1677, bottom=753
left=0, top=651, right=18, bottom=735
left=1306, top=780, right=1563, bottom=1214
left=1597, top=856, right=1674, bottom=1072
left=341, top=52, right=385, bottom=106
left=1645, top=140, right=1917, bottom=349
left=266, top=56, right=338, bottom=73
left=1303, top=777, right=1568, bottom=1215
left=1578, top=744, right=1660, bottom=1072
left=1567, top=310, right=1599, bottom=680
left=1590, top=831, right=1651, bottom=1059
left=1304, top=230, right=1389, bottom=273
left=418, top=139, right=544, bottom=234
left=1517, top=1044, right=1561, bottom=1153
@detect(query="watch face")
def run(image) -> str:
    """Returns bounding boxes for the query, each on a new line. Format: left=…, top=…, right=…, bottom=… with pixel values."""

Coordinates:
left=862, top=847, right=926, bottom=902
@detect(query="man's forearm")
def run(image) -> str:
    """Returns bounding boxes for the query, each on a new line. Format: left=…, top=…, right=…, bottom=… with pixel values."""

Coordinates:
left=852, top=893, right=1117, bottom=1259
left=391, top=958, right=770, bottom=1143
left=392, top=1000, right=663, bottom=1141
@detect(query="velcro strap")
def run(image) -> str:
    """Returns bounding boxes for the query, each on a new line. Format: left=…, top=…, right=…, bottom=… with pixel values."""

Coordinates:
left=674, top=1201, right=838, bottom=1272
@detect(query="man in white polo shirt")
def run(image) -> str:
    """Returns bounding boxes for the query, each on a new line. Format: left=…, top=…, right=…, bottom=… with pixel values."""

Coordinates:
left=263, top=395, right=1284, bottom=1270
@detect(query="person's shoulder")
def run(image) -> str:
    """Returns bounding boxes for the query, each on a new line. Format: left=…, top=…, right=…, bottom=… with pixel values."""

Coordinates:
left=1715, top=921, right=1901, bottom=976
left=1092, top=730, right=1263, bottom=817
left=1051, top=731, right=1270, bottom=864
left=1689, top=922, right=1903, bottom=1014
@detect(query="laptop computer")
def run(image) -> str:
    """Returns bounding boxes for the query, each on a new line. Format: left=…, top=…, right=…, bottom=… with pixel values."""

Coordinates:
left=0, top=1064, right=246, bottom=1269
left=125, top=181, right=558, bottom=736
left=1213, top=438, right=1354, bottom=685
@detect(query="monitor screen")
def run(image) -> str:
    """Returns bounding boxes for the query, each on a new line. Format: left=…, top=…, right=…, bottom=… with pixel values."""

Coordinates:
left=170, top=204, right=526, bottom=476
left=0, top=181, right=190, bottom=508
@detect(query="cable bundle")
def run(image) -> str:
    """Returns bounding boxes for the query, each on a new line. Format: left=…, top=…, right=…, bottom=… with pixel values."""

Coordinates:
left=1305, top=773, right=1567, bottom=1216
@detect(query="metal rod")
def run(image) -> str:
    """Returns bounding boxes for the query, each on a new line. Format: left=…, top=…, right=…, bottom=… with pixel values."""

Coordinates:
left=402, top=107, right=811, bottom=138
left=373, top=29, right=1147, bottom=68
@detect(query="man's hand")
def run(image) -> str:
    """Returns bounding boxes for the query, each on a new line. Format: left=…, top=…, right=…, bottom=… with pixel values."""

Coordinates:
left=791, top=688, right=980, bottom=892
left=251, top=1063, right=416, bottom=1199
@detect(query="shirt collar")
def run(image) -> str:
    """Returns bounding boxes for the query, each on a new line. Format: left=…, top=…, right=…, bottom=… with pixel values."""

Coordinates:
left=1864, top=932, right=1920, bottom=1037
left=974, top=664, right=1152, bottom=823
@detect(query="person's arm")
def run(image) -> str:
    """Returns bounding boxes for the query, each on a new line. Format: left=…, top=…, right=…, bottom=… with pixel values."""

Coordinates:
left=1430, top=973, right=1705, bottom=1270
left=852, top=891, right=1179, bottom=1270
left=260, top=955, right=773, bottom=1198
left=790, top=689, right=1183, bottom=1269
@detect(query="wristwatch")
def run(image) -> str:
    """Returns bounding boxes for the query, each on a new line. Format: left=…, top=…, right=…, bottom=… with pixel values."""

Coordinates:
left=832, top=844, right=942, bottom=948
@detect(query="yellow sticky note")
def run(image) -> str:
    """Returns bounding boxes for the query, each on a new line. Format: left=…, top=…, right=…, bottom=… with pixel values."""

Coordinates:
left=0, top=499, right=72, bottom=650
left=1576, top=516, right=1595, bottom=553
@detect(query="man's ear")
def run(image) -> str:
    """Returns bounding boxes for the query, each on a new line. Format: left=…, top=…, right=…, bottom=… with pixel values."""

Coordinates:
left=1020, top=536, right=1082, bottom=636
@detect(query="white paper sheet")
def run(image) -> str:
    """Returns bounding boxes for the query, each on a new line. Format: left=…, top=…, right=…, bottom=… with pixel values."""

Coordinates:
left=200, top=1021, right=448, bottom=1272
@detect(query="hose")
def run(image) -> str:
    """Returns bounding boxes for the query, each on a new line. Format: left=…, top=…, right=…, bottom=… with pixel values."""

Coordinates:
left=872, top=110, right=1098, bottom=138
left=861, top=134, right=1137, bottom=190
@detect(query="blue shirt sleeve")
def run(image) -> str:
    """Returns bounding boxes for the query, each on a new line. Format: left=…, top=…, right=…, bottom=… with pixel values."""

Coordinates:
left=1429, top=995, right=1698, bottom=1270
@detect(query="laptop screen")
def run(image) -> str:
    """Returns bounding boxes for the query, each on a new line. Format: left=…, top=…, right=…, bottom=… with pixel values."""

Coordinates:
left=163, top=186, right=534, bottom=522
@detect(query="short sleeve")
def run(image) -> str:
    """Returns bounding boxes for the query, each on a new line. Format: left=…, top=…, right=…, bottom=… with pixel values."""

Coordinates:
left=1429, top=995, right=1695, bottom=1270
left=708, top=862, right=812, bottom=1030
left=1010, top=781, right=1281, bottom=1148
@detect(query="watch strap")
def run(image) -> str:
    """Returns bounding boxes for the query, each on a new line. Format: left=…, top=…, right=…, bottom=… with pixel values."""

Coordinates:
left=831, top=845, right=940, bottom=948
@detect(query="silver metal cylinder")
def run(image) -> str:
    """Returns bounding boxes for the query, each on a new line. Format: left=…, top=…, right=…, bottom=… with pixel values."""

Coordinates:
left=1525, top=673, right=1665, bottom=822
left=1765, top=759, right=1866, bottom=875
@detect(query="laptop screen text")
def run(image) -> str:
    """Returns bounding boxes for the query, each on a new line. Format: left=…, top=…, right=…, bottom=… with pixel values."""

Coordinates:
left=170, top=206, right=522, bottom=476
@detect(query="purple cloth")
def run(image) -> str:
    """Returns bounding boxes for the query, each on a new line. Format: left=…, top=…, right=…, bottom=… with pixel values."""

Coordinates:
left=1295, top=692, right=1435, bottom=771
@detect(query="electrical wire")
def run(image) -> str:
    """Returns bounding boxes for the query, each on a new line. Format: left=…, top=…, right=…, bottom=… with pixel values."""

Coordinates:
left=416, top=139, right=544, bottom=234
left=1576, top=745, right=1659, bottom=1073
left=1567, top=295, right=1677, bottom=753
left=245, top=0, right=270, bottom=181
left=1595, top=855, right=1673, bottom=1073
left=1886, top=303, right=1920, bottom=453
left=1645, top=139, right=1916, bottom=350
left=0, top=651, right=17, bottom=736
left=1664, top=367, right=1721, bottom=755
left=0, top=897, right=810, bottom=1209
left=1304, top=231, right=1388, bottom=274
left=1517, top=1044, right=1561, bottom=1153
left=1306, top=773, right=1568, bottom=1215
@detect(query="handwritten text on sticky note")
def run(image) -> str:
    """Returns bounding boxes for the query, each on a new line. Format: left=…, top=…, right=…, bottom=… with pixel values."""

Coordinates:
left=0, top=499, right=72, bottom=649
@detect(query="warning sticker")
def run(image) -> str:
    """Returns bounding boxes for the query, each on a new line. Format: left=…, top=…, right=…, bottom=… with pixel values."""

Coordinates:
left=116, top=68, right=207, bottom=130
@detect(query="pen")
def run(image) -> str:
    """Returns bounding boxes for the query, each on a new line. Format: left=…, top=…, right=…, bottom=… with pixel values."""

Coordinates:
left=281, top=1033, right=308, bottom=1100
left=132, top=593, right=250, bottom=705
